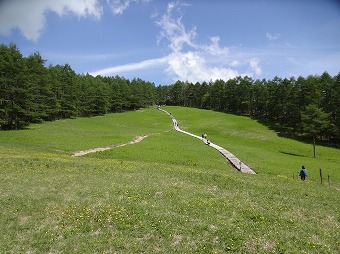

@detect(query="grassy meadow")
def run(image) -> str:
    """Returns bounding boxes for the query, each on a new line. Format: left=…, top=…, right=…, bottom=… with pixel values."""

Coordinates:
left=1, top=106, right=339, bottom=253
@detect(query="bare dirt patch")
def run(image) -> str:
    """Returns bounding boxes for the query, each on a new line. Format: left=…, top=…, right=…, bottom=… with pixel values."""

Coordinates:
left=72, top=135, right=148, bottom=157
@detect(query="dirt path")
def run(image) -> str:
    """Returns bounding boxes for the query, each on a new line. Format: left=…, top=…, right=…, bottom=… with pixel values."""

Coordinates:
left=72, top=135, right=148, bottom=157
left=72, top=108, right=255, bottom=174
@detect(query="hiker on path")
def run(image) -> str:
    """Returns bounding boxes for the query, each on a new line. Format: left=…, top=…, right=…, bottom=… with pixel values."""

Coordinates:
left=299, top=166, right=308, bottom=180
left=202, top=133, right=207, bottom=140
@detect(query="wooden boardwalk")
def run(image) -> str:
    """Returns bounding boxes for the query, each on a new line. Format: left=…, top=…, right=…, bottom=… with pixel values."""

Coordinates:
left=160, top=108, right=256, bottom=174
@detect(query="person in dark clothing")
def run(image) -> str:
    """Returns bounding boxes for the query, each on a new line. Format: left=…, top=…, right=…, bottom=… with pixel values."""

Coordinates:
left=299, top=166, right=308, bottom=180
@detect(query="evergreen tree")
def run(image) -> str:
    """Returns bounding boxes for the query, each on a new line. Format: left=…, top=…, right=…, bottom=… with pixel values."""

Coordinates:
left=156, top=85, right=171, bottom=105
left=249, top=79, right=267, bottom=117
left=329, top=72, right=340, bottom=142
left=0, top=43, right=27, bottom=129
left=301, top=104, right=330, bottom=157
left=49, top=64, right=78, bottom=119
left=209, top=79, right=225, bottom=111
left=24, top=52, right=55, bottom=123
left=199, top=81, right=210, bottom=109
left=170, top=81, right=185, bottom=106
left=76, top=74, right=110, bottom=116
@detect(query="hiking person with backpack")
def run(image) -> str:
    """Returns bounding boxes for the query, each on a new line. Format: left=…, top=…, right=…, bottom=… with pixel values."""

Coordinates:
left=299, top=166, right=308, bottom=180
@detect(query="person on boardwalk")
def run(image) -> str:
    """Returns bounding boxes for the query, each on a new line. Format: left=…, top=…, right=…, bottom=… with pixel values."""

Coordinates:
left=299, top=166, right=308, bottom=180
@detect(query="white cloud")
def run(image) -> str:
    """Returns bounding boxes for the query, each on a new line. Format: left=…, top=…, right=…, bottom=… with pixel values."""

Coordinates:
left=89, top=1, right=262, bottom=83
left=90, top=57, right=168, bottom=76
left=166, top=51, right=240, bottom=83
left=155, top=2, right=197, bottom=52
left=0, top=0, right=153, bottom=41
left=266, top=32, right=281, bottom=42
left=155, top=1, right=256, bottom=83
left=249, top=58, right=262, bottom=75
left=202, top=36, right=229, bottom=56
left=0, top=0, right=102, bottom=41
left=107, top=0, right=152, bottom=15
left=230, top=60, right=240, bottom=67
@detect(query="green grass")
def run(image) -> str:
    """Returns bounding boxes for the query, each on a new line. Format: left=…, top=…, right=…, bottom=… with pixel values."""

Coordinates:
left=90, top=130, right=230, bottom=171
left=0, top=108, right=170, bottom=154
left=164, top=106, right=340, bottom=182
left=1, top=106, right=339, bottom=253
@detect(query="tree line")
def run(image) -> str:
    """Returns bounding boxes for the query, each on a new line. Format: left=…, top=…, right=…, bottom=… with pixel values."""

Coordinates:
left=0, top=43, right=155, bottom=130
left=1, top=43, right=339, bottom=146
left=156, top=74, right=340, bottom=145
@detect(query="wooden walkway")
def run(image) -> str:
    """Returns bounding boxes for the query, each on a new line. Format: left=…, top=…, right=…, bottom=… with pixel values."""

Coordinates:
left=160, top=108, right=256, bottom=174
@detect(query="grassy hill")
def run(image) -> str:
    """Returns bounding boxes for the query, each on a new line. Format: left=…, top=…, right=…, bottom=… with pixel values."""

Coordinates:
left=1, top=106, right=339, bottom=253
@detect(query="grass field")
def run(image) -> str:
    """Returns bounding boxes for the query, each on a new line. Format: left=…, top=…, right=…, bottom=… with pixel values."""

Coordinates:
left=1, top=106, right=339, bottom=253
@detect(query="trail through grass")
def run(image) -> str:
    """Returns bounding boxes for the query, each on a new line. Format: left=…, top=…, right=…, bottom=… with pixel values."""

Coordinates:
left=162, top=106, right=340, bottom=183
left=1, top=106, right=339, bottom=253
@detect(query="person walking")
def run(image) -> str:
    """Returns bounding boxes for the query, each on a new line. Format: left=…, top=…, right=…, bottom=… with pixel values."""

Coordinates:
left=299, top=166, right=308, bottom=181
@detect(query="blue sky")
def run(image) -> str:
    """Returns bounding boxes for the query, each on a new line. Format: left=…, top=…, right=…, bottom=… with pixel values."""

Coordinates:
left=0, top=0, right=339, bottom=85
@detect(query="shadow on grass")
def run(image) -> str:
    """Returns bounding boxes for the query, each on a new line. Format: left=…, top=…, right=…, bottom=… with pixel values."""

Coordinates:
left=252, top=116, right=340, bottom=149
left=279, top=151, right=308, bottom=157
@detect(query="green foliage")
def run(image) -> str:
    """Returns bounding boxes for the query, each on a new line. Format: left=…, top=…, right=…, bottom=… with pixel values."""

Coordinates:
left=301, top=104, right=331, bottom=157
left=157, top=73, right=340, bottom=144
left=2, top=42, right=339, bottom=147
left=0, top=43, right=27, bottom=129
left=301, top=104, right=330, bottom=136
left=0, top=43, right=156, bottom=130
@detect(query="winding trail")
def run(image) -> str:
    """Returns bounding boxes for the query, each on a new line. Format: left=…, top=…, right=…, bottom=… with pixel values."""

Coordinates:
left=72, top=135, right=148, bottom=157
left=72, top=108, right=255, bottom=174
left=159, top=108, right=256, bottom=174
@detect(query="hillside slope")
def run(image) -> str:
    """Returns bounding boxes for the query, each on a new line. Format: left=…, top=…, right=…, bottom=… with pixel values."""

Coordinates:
left=0, top=106, right=339, bottom=253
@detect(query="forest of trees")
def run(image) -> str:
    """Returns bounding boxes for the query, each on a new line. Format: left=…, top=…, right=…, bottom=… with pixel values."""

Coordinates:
left=0, top=44, right=155, bottom=130
left=1, top=43, right=340, bottom=145
left=156, top=73, right=340, bottom=145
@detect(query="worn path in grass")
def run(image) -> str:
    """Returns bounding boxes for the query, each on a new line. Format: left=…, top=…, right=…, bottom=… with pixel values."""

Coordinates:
left=72, top=108, right=254, bottom=174
left=72, top=135, right=148, bottom=156
left=159, top=108, right=256, bottom=174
